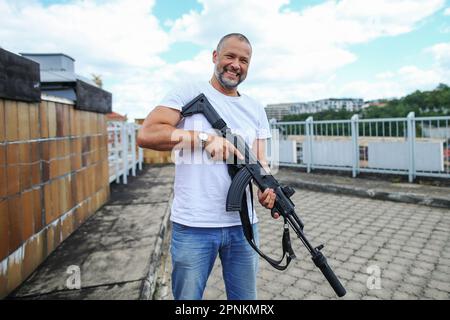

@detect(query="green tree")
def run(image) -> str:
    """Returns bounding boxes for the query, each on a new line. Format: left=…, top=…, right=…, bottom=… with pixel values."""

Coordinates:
left=361, top=84, right=450, bottom=119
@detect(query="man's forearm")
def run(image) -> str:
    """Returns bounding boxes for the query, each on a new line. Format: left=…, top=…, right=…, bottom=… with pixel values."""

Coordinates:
left=138, top=124, right=199, bottom=151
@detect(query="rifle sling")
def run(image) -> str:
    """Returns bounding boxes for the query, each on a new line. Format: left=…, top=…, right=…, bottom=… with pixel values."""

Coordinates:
left=238, top=181, right=294, bottom=271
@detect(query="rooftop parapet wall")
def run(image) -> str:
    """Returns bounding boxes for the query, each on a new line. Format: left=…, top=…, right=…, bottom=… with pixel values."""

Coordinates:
left=0, top=48, right=41, bottom=103
left=0, top=49, right=110, bottom=299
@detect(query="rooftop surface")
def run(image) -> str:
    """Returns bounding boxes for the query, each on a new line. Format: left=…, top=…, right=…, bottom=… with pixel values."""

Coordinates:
left=8, top=164, right=450, bottom=300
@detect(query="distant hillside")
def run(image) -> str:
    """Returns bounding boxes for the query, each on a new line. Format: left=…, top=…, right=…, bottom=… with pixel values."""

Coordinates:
left=282, top=83, right=450, bottom=121
left=362, top=83, right=450, bottom=119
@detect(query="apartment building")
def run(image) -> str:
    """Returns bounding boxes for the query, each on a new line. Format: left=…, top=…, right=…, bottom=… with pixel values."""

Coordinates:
left=266, top=98, right=364, bottom=120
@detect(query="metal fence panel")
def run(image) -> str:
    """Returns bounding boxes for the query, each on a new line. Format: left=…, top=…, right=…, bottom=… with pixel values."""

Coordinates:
left=270, top=113, right=450, bottom=182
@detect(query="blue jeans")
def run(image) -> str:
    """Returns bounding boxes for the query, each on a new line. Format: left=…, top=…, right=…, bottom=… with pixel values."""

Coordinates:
left=170, top=221, right=259, bottom=300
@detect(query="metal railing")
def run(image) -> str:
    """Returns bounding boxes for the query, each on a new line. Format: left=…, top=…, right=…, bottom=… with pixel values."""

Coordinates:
left=107, top=121, right=144, bottom=184
left=270, top=113, right=450, bottom=182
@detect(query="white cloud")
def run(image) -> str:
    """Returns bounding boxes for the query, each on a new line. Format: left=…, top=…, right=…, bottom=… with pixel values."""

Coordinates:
left=0, top=0, right=169, bottom=69
left=165, top=0, right=446, bottom=106
left=439, top=24, right=450, bottom=33
left=0, top=0, right=447, bottom=120
left=444, top=7, right=450, bottom=15
left=169, top=0, right=444, bottom=47
left=337, top=42, right=450, bottom=100
left=426, top=42, right=450, bottom=69
left=375, top=71, right=395, bottom=80
left=109, top=51, right=213, bottom=119
left=0, top=0, right=173, bottom=119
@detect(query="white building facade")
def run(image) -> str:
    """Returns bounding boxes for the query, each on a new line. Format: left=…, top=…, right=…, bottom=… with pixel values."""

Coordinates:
left=266, top=98, right=364, bottom=120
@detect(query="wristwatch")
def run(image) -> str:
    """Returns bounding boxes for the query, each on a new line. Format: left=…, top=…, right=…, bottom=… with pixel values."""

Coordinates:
left=198, top=132, right=209, bottom=149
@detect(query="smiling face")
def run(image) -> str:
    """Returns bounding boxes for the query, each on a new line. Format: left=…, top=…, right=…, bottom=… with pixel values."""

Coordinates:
left=212, top=36, right=252, bottom=92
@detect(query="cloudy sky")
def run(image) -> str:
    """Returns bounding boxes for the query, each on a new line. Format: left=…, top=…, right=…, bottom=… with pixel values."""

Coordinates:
left=1, top=0, right=449, bottom=120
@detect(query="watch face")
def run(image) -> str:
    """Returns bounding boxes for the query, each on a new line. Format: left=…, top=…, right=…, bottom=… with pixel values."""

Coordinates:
left=199, top=133, right=208, bottom=141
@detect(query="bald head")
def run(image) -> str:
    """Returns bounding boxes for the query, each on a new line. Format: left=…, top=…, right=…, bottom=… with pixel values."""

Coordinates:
left=216, top=33, right=252, bottom=54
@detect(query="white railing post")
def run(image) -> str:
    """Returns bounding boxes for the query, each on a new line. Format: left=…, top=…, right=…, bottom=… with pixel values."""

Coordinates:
left=113, top=123, right=120, bottom=184
left=121, top=123, right=128, bottom=184
left=306, top=116, right=314, bottom=173
left=407, top=112, right=416, bottom=182
left=136, top=124, right=143, bottom=171
left=138, top=146, right=143, bottom=170
left=351, top=114, right=359, bottom=178
left=268, top=119, right=277, bottom=169
left=130, top=124, right=137, bottom=177
left=269, top=125, right=280, bottom=174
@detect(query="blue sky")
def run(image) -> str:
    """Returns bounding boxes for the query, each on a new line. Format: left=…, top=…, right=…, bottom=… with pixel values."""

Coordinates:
left=2, top=0, right=450, bottom=119
left=154, top=0, right=450, bottom=67
left=336, top=13, right=449, bottom=84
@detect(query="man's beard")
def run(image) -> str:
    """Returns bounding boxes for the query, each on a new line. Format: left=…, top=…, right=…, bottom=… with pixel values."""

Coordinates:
left=214, top=65, right=244, bottom=89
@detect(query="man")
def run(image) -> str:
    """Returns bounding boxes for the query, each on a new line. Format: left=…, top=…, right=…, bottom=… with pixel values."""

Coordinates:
left=137, top=33, right=278, bottom=300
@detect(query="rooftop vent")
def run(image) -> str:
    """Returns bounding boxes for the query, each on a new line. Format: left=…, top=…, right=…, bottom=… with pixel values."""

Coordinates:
left=20, top=53, right=75, bottom=72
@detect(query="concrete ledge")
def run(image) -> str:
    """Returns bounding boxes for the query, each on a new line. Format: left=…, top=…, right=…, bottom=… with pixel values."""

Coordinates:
left=139, top=192, right=173, bottom=300
left=275, top=168, right=450, bottom=209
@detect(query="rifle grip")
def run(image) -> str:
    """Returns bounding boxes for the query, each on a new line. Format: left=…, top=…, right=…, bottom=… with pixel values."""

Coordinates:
left=270, top=207, right=280, bottom=219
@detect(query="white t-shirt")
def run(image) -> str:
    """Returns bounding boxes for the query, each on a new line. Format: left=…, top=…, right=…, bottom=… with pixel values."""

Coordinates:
left=159, top=81, right=272, bottom=227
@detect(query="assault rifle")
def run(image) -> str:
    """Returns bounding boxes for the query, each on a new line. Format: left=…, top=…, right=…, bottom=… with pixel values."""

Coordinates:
left=181, top=93, right=346, bottom=297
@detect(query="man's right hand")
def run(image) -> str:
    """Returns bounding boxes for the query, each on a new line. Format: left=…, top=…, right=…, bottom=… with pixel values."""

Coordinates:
left=257, top=188, right=280, bottom=219
left=204, top=135, right=244, bottom=162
